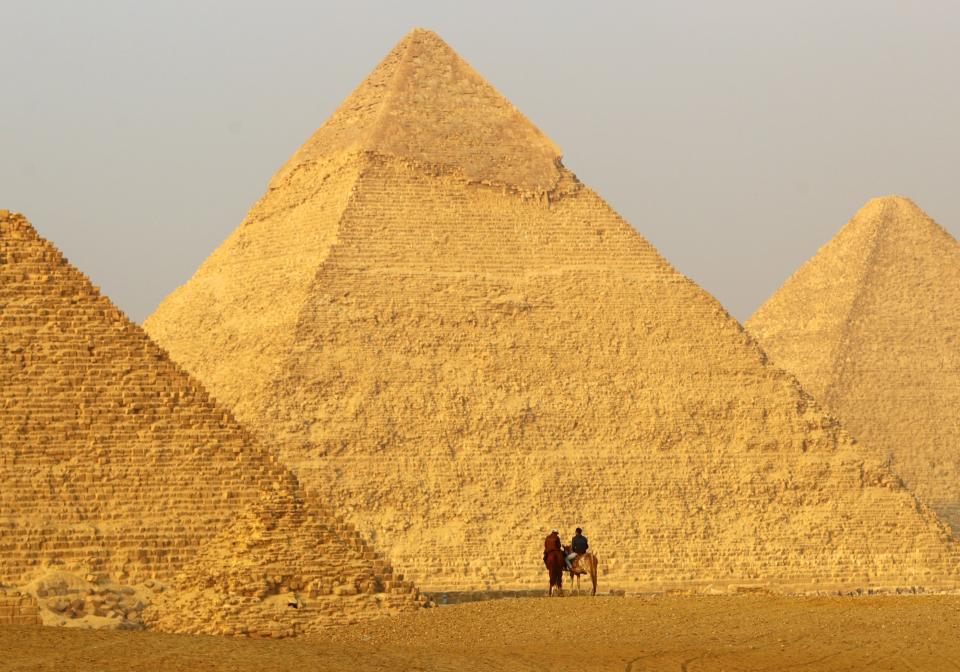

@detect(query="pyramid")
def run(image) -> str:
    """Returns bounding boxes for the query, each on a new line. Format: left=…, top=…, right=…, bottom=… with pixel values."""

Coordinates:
left=747, top=196, right=960, bottom=533
left=0, top=211, right=420, bottom=636
left=145, top=30, right=960, bottom=593
left=146, top=490, right=419, bottom=636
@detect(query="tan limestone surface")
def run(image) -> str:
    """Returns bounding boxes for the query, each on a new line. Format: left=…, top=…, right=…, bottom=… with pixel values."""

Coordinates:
left=145, top=29, right=960, bottom=594
left=0, top=211, right=421, bottom=636
left=0, top=592, right=40, bottom=625
left=747, top=197, right=960, bottom=534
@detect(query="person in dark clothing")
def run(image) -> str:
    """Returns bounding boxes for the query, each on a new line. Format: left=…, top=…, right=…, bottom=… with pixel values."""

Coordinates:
left=567, top=527, right=588, bottom=569
left=543, top=528, right=562, bottom=567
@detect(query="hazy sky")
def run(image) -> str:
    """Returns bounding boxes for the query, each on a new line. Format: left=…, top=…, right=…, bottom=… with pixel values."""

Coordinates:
left=2, top=1, right=958, bottom=322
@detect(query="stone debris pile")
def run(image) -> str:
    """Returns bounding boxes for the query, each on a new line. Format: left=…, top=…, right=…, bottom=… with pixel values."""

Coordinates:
left=145, top=31, right=960, bottom=594
left=0, top=210, right=423, bottom=635
left=25, top=571, right=151, bottom=629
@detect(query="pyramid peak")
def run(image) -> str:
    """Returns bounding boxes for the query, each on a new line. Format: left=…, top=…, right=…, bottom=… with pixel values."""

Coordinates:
left=0, top=209, right=29, bottom=227
left=859, top=194, right=926, bottom=217
left=402, top=27, right=445, bottom=41
left=2, top=212, right=71, bottom=267
left=1, top=212, right=62, bottom=257
left=396, top=28, right=468, bottom=55
left=273, top=30, right=563, bottom=192
left=866, top=194, right=918, bottom=206
left=848, top=195, right=953, bottom=244
left=387, top=27, right=451, bottom=56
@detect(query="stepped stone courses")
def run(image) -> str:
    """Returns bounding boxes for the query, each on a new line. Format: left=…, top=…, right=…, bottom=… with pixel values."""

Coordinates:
left=0, top=211, right=421, bottom=636
left=747, top=196, right=960, bottom=534
left=146, top=29, right=960, bottom=593
left=0, top=592, right=40, bottom=625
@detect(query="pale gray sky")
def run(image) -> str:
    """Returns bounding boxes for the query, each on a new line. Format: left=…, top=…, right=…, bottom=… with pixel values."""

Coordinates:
left=1, top=1, right=958, bottom=322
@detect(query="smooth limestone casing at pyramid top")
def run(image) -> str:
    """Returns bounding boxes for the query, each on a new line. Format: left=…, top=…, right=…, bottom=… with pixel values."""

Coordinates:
left=145, top=29, right=960, bottom=594
left=0, top=211, right=422, bottom=636
left=747, top=197, right=960, bottom=535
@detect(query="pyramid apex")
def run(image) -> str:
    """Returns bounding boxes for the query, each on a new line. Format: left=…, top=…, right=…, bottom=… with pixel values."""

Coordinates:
left=274, top=30, right=563, bottom=192
left=0, top=210, right=39, bottom=235
left=851, top=195, right=952, bottom=242
left=859, top=194, right=925, bottom=216
left=393, top=28, right=453, bottom=53
left=404, top=27, right=443, bottom=39
left=0, top=209, right=27, bottom=224
left=866, top=194, right=917, bottom=205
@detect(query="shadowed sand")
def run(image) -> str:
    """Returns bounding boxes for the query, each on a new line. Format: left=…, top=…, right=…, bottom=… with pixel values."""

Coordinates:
left=3, top=595, right=959, bottom=671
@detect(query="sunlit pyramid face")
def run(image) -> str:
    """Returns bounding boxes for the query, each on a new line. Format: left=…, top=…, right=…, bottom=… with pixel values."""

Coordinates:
left=0, top=210, right=420, bottom=636
left=748, top=196, right=960, bottom=535
left=145, top=31, right=960, bottom=595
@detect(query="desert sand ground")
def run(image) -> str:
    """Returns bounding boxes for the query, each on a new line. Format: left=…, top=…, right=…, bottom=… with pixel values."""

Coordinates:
left=3, top=594, right=960, bottom=671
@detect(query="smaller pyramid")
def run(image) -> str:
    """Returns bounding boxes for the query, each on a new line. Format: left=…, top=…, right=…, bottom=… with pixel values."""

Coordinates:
left=0, top=211, right=421, bottom=635
left=146, top=491, right=419, bottom=636
left=748, top=196, right=960, bottom=532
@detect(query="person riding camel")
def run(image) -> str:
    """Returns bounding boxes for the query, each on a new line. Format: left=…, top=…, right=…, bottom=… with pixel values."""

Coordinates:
left=566, top=527, right=589, bottom=570
left=543, top=528, right=563, bottom=567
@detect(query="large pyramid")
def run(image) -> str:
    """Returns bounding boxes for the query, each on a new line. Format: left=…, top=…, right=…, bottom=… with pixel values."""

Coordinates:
left=145, top=30, right=960, bottom=593
left=0, top=211, right=421, bottom=636
left=747, top=196, right=960, bottom=533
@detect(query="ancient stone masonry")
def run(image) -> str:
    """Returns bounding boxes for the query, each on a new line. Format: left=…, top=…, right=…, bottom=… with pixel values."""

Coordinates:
left=145, top=29, right=960, bottom=594
left=145, top=491, right=420, bottom=637
left=0, top=592, right=40, bottom=625
left=0, top=210, right=421, bottom=635
left=747, top=197, right=960, bottom=535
